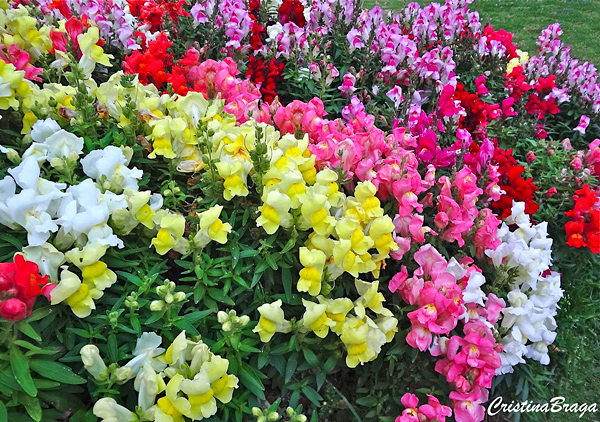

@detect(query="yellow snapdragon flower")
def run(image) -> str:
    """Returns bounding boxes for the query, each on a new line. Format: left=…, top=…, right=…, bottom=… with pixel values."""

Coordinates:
left=256, top=190, right=292, bottom=235
left=155, top=374, right=190, bottom=422
left=0, top=59, right=25, bottom=110
left=216, top=158, right=250, bottom=200
left=50, top=268, right=102, bottom=318
left=297, top=247, right=326, bottom=296
left=179, top=355, right=239, bottom=419
left=341, top=317, right=376, bottom=368
left=77, top=26, right=113, bottom=77
left=368, top=215, right=398, bottom=256
left=253, top=300, right=291, bottom=342
left=194, top=205, right=232, bottom=247
left=300, top=192, right=335, bottom=236
left=317, top=296, right=354, bottom=335
left=354, top=280, right=392, bottom=318
left=65, top=244, right=116, bottom=290
left=301, top=299, right=334, bottom=338
left=354, top=181, right=383, bottom=219
left=151, top=212, right=187, bottom=255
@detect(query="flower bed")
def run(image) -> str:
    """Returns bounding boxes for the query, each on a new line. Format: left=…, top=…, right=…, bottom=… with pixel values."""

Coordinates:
left=0, top=0, right=598, bottom=422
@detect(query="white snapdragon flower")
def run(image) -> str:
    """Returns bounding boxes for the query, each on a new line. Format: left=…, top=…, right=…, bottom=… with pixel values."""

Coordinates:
left=266, top=23, right=283, bottom=43
left=43, top=129, right=85, bottom=160
left=125, top=332, right=167, bottom=376
left=0, top=177, right=18, bottom=229
left=93, top=398, right=136, bottom=422
left=6, top=189, right=58, bottom=246
left=487, top=202, right=562, bottom=374
left=81, top=146, right=142, bottom=192
left=56, top=180, right=126, bottom=247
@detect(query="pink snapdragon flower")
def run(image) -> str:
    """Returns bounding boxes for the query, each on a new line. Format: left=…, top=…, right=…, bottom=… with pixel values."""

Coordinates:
left=574, top=115, right=590, bottom=134
left=339, top=72, right=357, bottom=97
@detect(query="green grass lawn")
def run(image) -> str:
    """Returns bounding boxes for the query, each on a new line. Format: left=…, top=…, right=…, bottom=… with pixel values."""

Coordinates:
left=362, top=0, right=600, bottom=64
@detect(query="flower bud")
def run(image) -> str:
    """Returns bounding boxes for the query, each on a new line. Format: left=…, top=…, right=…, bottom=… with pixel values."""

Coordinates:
left=267, top=412, right=280, bottom=421
left=238, top=315, right=250, bottom=327
left=114, top=366, right=133, bottom=383
left=252, top=407, right=263, bottom=417
left=217, top=311, right=229, bottom=323
left=67, top=150, right=80, bottom=165
left=173, top=292, right=186, bottom=303
left=5, top=148, right=20, bottom=164
left=50, top=157, right=65, bottom=171
left=222, top=321, right=233, bottom=332
left=150, top=300, right=165, bottom=311
left=164, top=367, right=177, bottom=378
left=156, top=285, right=168, bottom=297
left=0, top=298, right=27, bottom=321
left=164, top=293, right=174, bottom=304
left=121, top=146, right=134, bottom=165
left=80, top=345, right=108, bottom=380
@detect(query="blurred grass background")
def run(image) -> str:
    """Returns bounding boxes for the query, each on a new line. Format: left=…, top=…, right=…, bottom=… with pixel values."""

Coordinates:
left=362, top=0, right=600, bottom=64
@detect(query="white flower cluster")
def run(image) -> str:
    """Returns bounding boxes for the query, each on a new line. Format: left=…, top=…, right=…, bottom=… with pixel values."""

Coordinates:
left=485, top=202, right=563, bottom=375
left=0, top=119, right=163, bottom=261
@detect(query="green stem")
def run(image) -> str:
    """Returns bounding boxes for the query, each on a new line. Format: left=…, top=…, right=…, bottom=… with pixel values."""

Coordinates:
left=326, top=381, right=362, bottom=422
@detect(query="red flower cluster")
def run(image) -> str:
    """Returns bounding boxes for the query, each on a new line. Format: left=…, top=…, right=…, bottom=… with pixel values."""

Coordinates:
left=482, top=26, right=519, bottom=60
left=506, top=67, right=560, bottom=120
left=123, top=32, right=174, bottom=90
left=453, top=82, right=500, bottom=132
left=491, top=146, right=539, bottom=218
left=524, top=75, right=560, bottom=119
left=0, top=255, right=50, bottom=322
left=565, top=184, right=600, bottom=253
left=245, top=56, right=284, bottom=103
left=128, top=0, right=189, bottom=33
left=279, top=0, right=306, bottom=27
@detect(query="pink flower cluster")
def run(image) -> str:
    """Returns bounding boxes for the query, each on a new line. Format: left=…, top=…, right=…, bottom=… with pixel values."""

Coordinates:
left=390, top=245, right=504, bottom=422
left=395, top=393, right=452, bottom=422
left=0, top=44, right=42, bottom=81
left=390, top=246, right=464, bottom=352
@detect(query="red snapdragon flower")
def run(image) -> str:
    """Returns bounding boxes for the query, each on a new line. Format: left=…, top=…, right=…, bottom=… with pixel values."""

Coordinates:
left=0, top=255, right=50, bottom=322
left=565, top=184, right=600, bottom=253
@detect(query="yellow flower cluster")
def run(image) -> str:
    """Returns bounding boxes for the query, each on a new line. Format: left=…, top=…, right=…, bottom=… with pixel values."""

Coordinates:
left=507, top=49, right=529, bottom=74
left=91, top=331, right=239, bottom=422
left=50, top=244, right=116, bottom=318
left=301, top=279, right=398, bottom=368
left=154, top=332, right=239, bottom=422
left=0, top=59, right=29, bottom=111
left=0, top=5, right=52, bottom=59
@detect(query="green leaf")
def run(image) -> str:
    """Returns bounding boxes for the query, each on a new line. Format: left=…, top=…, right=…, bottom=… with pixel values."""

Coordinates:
left=29, top=360, right=86, bottom=384
left=302, top=386, right=322, bottom=406
left=238, top=365, right=265, bottom=400
left=175, top=318, right=200, bottom=336
left=282, top=267, right=293, bottom=302
left=26, top=308, right=53, bottom=323
left=183, top=309, right=213, bottom=324
left=18, top=392, right=42, bottom=421
left=302, top=348, right=319, bottom=368
left=107, top=334, right=118, bottom=362
left=0, top=367, right=23, bottom=392
left=285, top=354, right=297, bottom=384
left=208, top=288, right=235, bottom=305
left=18, top=322, right=41, bottom=342
left=10, top=347, right=37, bottom=397
left=0, top=400, right=6, bottom=422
